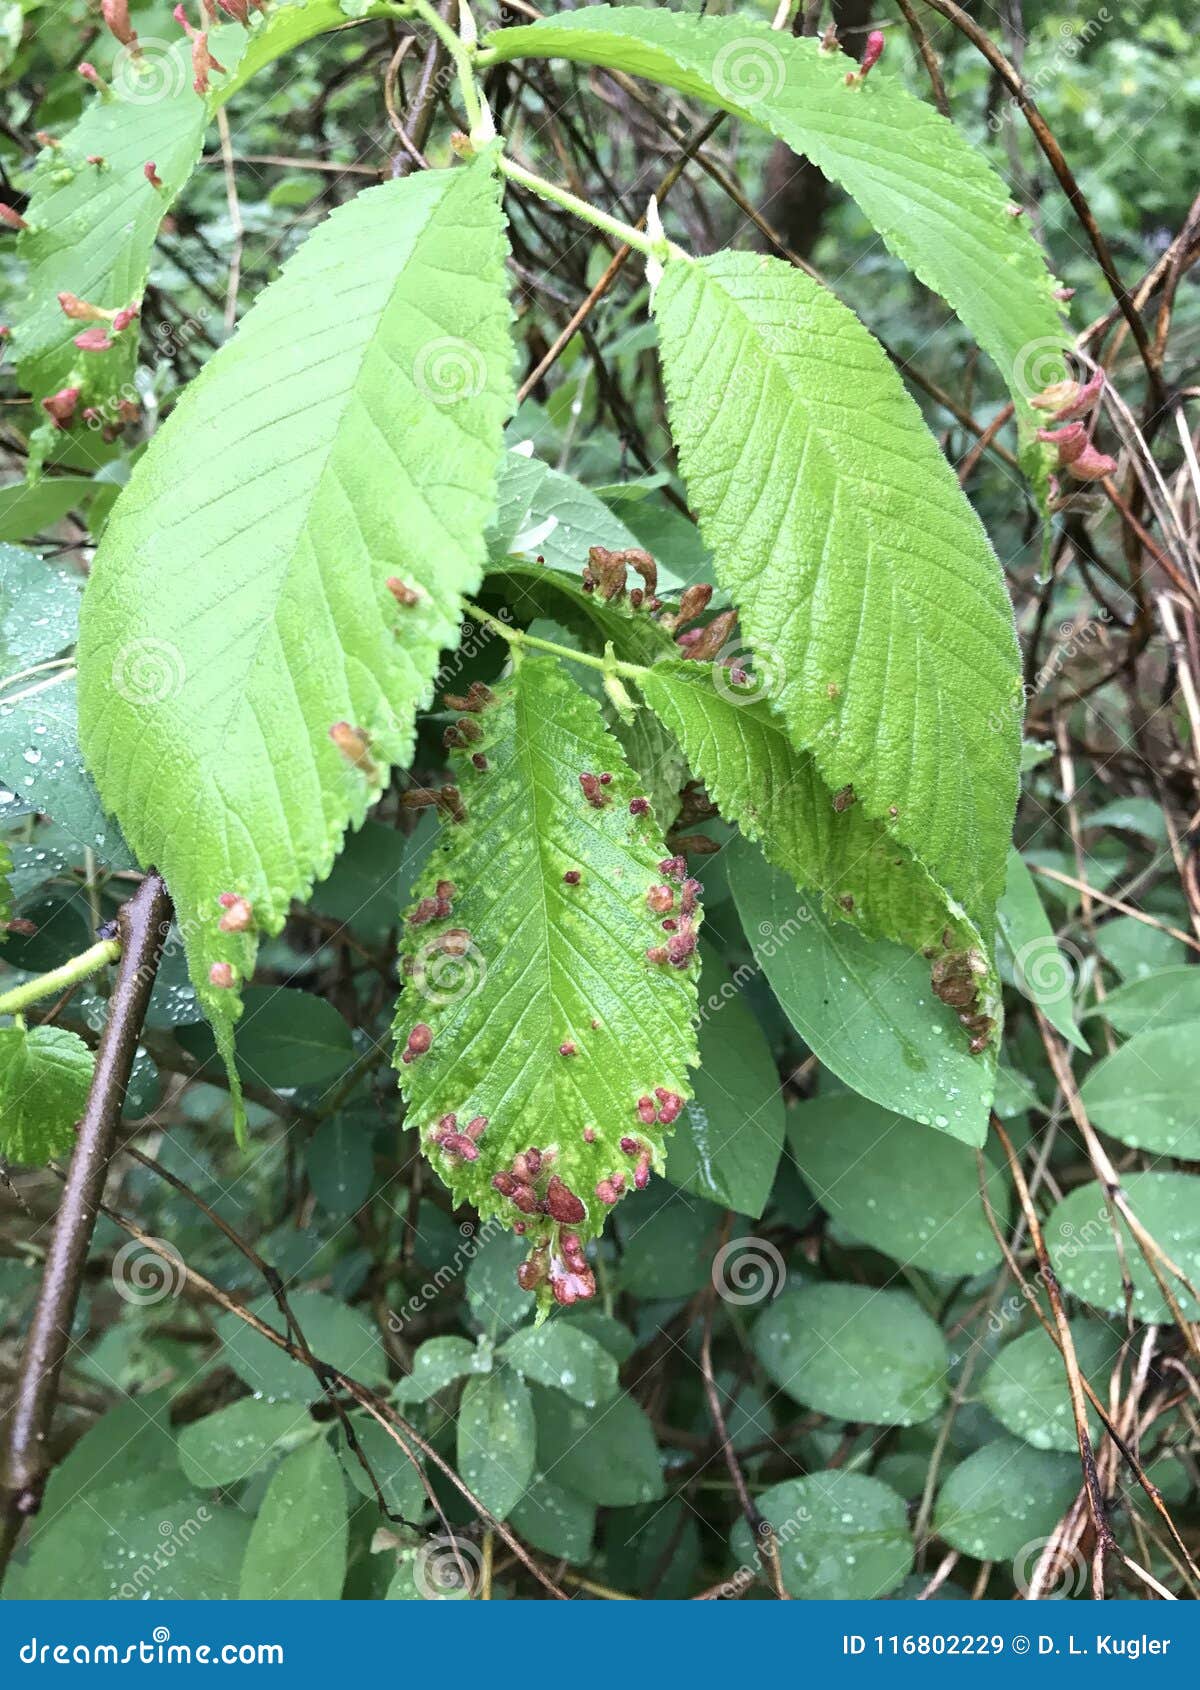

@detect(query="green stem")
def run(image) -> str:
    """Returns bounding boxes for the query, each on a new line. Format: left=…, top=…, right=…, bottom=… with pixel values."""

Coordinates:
left=0, top=938, right=121, bottom=1018
left=462, top=602, right=647, bottom=681
left=496, top=155, right=667, bottom=262
left=408, top=0, right=482, bottom=132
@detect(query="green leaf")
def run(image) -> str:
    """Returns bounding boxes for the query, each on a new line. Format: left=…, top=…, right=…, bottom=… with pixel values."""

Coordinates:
left=0, top=1024, right=92, bottom=1164
left=342, top=1418, right=427, bottom=1522
left=1079, top=1025, right=1200, bottom=1158
left=933, top=1437, right=1080, bottom=1560
left=1089, top=967, right=1200, bottom=1037
left=639, top=660, right=981, bottom=960
left=177, top=986, right=355, bottom=1090
left=395, top=1335, right=493, bottom=1404
left=0, top=478, right=93, bottom=544
left=0, top=675, right=133, bottom=864
left=730, top=1472, right=912, bottom=1600
left=997, top=848, right=1088, bottom=1050
left=532, top=1386, right=664, bottom=1506
left=456, top=1368, right=536, bottom=1521
left=787, top=1093, right=1009, bottom=1276
left=215, top=1290, right=387, bottom=1400
left=651, top=252, right=1020, bottom=935
left=729, top=839, right=993, bottom=1144
left=981, top=1321, right=1119, bottom=1453
left=665, top=942, right=784, bottom=1217
left=485, top=6, right=1069, bottom=444
left=509, top=1473, right=595, bottom=1563
left=13, top=5, right=371, bottom=443
left=500, top=1321, right=618, bottom=1408
left=0, top=544, right=80, bottom=668
left=1047, top=1173, right=1200, bottom=1322
left=177, top=1397, right=319, bottom=1489
left=616, top=1184, right=722, bottom=1301
left=393, top=657, right=700, bottom=1281
left=465, top=1230, right=535, bottom=1337
left=78, top=156, right=514, bottom=1118
left=305, top=1116, right=375, bottom=1216
left=239, top=1437, right=348, bottom=1600
left=753, top=1283, right=948, bottom=1425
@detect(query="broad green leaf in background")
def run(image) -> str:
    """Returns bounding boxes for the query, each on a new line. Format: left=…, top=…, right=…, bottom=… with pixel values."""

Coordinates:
left=500, top=1322, right=618, bottom=1408
left=639, top=660, right=984, bottom=960
left=652, top=252, right=1021, bottom=937
left=509, top=1473, right=595, bottom=1563
left=0, top=544, right=80, bottom=668
left=342, top=1418, right=427, bottom=1522
left=484, top=8, right=1069, bottom=445
left=0, top=478, right=92, bottom=544
left=1088, top=967, right=1200, bottom=1037
left=395, top=1335, right=493, bottom=1405
left=753, top=1283, right=948, bottom=1425
left=0, top=675, right=132, bottom=864
left=933, top=1437, right=1081, bottom=1560
left=456, top=1368, right=536, bottom=1521
left=532, top=1386, right=663, bottom=1506
left=730, top=1472, right=912, bottom=1600
left=306, top=1116, right=376, bottom=1216
left=393, top=657, right=700, bottom=1268
left=1078, top=1024, right=1200, bottom=1158
left=176, top=986, right=355, bottom=1090
left=177, top=1397, right=318, bottom=1489
left=666, top=942, right=784, bottom=1217
left=996, top=848, right=1088, bottom=1051
left=0, top=1024, right=92, bottom=1164
left=239, top=1437, right=347, bottom=1600
left=1047, top=1174, right=1200, bottom=1323
left=215, top=1290, right=387, bottom=1400
left=12, top=4, right=376, bottom=447
left=981, top=1321, right=1119, bottom=1453
left=78, top=156, right=514, bottom=1119
left=787, top=1094, right=1009, bottom=1276
left=729, top=841, right=993, bottom=1144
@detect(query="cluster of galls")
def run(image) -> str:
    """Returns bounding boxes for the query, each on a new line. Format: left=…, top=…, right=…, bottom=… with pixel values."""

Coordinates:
left=644, top=857, right=701, bottom=970
left=1032, top=368, right=1116, bottom=491
left=490, top=1151, right=597, bottom=1306
left=518, top=1231, right=595, bottom=1307
left=575, top=548, right=755, bottom=684
left=926, top=931, right=993, bottom=1054
left=428, top=1110, right=488, bottom=1163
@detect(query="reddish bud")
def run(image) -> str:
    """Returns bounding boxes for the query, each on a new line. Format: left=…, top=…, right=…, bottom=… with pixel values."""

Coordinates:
left=77, top=62, right=106, bottom=90
left=208, top=961, right=235, bottom=988
left=861, top=29, right=885, bottom=73
left=620, top=1135, right=641, bottom=1155
left=144, top=162, right=163, bottom=190
left=73, top=327, right=113, bottom=352
left=217, top=892, right=253, bottom=932
left=41, top=386, right=80, bottom=428
left=545, top=1175, right=586, bottom=1224
left=634, top=1153, right=651, bottom=1191
left=102, top=0, right=138, bottom=47
left=0, top=204, right=28, bottom=231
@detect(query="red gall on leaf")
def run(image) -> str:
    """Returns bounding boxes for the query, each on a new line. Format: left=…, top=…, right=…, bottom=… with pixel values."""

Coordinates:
left=217, top=893, right=253, bottom=933
left=579, top=772, right=608, bottom=809
left=208, top=961, right=235, bottom=988
left=1066, top=444, right=1118, bottom=482
left=634, top=1152, right=652, bottom=1191
left=582, top=1126, right=597, bottom=1144
left=102, top=0, right=138, bottom=48
left=562, top=869, right=581, bottom=885
left=386, top=576, right=422, bottom=607
left=646, top=884, right=674, bottom=914
left=666, top=931, right=697, bottom=967
left=434, top=1130, right=479, bottom=1162
left=216, top=0, right=252, bottom=22
left=654, top=1088, right=684, bottom=1125
left=620, top=1135, right=642, bottom=1155
left=112, top=304, right=139, bottom=333
left=628, top=797, right=650, bottom=816
left=41, top=387, right=80, bottom=428
left=1036, top=422, right=1089, bottom=466
left=73, top=327, right=113, bottom=352
left=558, top=1041, right=578, bottom=1058
left=328, top=721, right=379, bottom=781
left=58, top=291, right=106, bottom=321
left=595, top=1179, right=619, bottom=1206
left=861, top=29, right=885, bottom=73
left=401, top=1023, right=433, bottom=1064
left=144, top=162, right=163, bottom=190
left=659, top=855, right=687, bottom=881
left=545, top=1175, right=586, bottom=1224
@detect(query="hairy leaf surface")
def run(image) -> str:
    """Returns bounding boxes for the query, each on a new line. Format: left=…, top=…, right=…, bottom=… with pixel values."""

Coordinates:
left=484, top=6, right=1069, bottom=439
left=652, top=254, right=1021, bottom=934
left=78, top=158, right=514, bottom=1115
left=0, top=1023, right=92, bottom=1163
left=393, top=657, right=700, bottom=1292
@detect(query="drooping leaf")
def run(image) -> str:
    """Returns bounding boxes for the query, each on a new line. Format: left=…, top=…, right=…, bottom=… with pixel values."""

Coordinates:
left=13, top=4, right=376, bottom=445
left=787, top=1093, right=1009, bottom=1276
left=933, top=1437, right=1080, bottom=1560
left=239, top=1437, right=348, bottom=1600
left=753, top=1283, right=948, bottom=1425
left=0, top=1024, right=92, bottom=1164
left=639, top=659, right=984, bottom=961
left=1088, top=967, right=1200, bottom=1037
left=484, top=6, right=1069, bottom=447
left=981, top=1321, right=1120, bottom=1453
left=1047, top=1174, right=1200, bottom=1322
left=393, top=656, right=700, bottom=1295
left=0, top=544, right=80, bottom=669
left=456, top=1367, right=536, bottom=1521
left=665, top=941, right=784, bottom=1217
left=730, top=1472, right=912, bottom=1600
left=651, top=252, right=1021, bottom=935
left=729, top=839, right=993, bottom=1144
left=997, top=847, right=1088, bottom=1050
left=78, top=156, right=514, bottom=1118
left=1078, top=1024, right=1200, bottom=1158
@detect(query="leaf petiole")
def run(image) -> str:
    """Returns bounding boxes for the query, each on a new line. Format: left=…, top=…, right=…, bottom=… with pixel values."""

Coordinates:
left=0, top=937, right=121, bottom=1018
left=462, top=601, right=648, bottom=682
